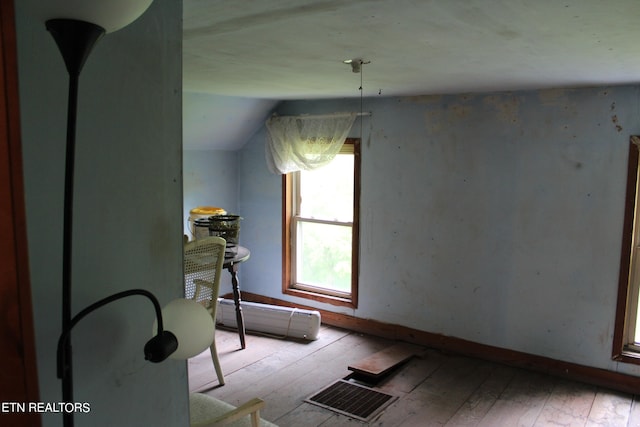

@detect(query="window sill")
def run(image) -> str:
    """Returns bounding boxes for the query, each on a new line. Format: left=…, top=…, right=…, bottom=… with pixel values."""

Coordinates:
left=283, top=287, right=357, bottom=309
left=613, top=347, right=640, bottom=365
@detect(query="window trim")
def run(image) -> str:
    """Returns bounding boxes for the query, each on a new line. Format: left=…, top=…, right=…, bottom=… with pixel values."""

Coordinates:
left=613, top=136, right=640, bottom=364
left=282, top=138, right=360, bottom=308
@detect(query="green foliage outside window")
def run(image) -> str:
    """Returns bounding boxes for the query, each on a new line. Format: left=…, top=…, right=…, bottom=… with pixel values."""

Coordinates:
left=296, top=154, right=353, bottom=293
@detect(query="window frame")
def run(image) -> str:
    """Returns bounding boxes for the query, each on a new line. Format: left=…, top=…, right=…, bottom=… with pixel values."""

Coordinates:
left=282, top=138, right=360, bottom=308
left=613, top=135, right=640, bottom=364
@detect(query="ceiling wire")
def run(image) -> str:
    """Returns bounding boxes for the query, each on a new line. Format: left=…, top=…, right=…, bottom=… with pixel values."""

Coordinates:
left=360, top=61, right=364, bottom=142
left=358, top=60, right=370, bottom=143
left=345, top=58, right=371, bottom=144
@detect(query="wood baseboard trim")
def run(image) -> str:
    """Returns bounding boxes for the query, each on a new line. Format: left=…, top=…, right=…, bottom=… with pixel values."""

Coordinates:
left=224, top=292, right=640, bottom=395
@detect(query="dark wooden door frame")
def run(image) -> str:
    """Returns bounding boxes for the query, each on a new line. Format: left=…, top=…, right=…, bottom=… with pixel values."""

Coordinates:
left=0, top=0, right=41, bottom=424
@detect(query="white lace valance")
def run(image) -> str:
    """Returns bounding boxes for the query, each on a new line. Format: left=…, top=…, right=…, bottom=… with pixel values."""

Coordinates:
left=265, top=112, right=357, bottom=174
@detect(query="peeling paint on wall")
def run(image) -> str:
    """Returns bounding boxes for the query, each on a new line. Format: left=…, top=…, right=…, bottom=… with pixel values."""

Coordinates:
left=406, top=94, right=443, bottom=104
left=611, top=114, right=623, bottom=132
left=449, top=104, right=474, bottom=119
left=483, top=93, right=520, bottom=124
left=538, top=88, right=571, bottom=105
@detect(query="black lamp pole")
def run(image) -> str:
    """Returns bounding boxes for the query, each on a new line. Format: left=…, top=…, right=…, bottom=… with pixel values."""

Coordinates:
left=46, top=19, right=104, bottom=426
left=46, top=19, right=178, bottom=427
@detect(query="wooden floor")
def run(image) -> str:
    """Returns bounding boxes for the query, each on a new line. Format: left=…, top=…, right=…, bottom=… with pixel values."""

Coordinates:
left=188, top=326, right=640, bottom=427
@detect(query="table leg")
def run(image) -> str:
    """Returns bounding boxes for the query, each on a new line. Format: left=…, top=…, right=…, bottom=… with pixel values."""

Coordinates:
left=228, top=264, right=246, bottom=349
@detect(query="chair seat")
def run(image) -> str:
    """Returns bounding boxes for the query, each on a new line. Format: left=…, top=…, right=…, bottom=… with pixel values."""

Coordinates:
left=189, top=393, right=278, bottom=427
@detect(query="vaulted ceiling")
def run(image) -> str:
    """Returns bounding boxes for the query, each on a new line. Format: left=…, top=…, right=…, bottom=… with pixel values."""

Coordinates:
left=182, top=0, right=640, bottom=149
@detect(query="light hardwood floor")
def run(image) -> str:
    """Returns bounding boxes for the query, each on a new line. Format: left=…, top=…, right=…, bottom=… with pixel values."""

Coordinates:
left=188, top=326, right=640, bottom=427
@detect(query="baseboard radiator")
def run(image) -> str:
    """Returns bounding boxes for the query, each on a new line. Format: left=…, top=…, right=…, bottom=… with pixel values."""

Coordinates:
left=215, top=298, right=321, bottom=340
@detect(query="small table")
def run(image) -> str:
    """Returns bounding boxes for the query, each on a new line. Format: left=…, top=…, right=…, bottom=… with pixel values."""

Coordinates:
left=223, top=246, right=250, bottom=349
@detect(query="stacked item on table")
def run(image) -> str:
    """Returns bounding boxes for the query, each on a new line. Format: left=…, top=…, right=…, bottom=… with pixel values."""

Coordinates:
left=188, top=206, right=226, bottom=240
left=208, top=215, right=242, bottom=258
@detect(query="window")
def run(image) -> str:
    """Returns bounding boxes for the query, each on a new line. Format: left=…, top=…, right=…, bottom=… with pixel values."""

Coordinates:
left=282, top=138, right=360, bottom=308
left=614, top=136, right=640, bottom=363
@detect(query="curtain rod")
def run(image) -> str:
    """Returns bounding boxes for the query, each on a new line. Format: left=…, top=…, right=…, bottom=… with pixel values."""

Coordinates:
left=272, top=112, right=372, bottom=119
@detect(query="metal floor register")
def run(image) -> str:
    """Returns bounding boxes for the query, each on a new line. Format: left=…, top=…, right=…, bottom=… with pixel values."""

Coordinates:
left=305, top=379, right=397, bottom=422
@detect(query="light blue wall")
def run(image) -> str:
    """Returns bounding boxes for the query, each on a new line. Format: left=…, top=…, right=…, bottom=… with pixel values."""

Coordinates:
left=183, top=150, right=239, bottom=236
left=237, top=86, right=640, bottom=377
left=182, top=97, right=277, bottom=294
left=183, top=149, right=239, bottom=293
left=16, top=1, right=186, bottom=426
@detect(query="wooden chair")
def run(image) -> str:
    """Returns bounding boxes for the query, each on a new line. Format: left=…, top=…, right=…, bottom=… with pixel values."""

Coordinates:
left=189, top=393, right=278, bottom=427
left=184, top=236, right=226, bottom=385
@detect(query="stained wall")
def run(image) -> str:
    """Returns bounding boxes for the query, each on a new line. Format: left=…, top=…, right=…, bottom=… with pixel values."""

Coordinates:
left=237, top=85, right=640, bottom=377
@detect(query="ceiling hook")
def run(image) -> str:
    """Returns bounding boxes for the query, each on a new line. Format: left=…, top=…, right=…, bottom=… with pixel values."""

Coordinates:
left=343, top=58, right=370, bottom=73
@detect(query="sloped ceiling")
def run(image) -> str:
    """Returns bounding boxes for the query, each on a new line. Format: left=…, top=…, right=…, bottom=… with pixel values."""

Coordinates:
left=183, top=92, right=277, bottom=150
left=182, top=0, right=640, bottom=149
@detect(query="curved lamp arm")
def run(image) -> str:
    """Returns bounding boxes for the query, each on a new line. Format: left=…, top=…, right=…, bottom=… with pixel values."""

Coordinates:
left=56, top=289, right=178, bottom=380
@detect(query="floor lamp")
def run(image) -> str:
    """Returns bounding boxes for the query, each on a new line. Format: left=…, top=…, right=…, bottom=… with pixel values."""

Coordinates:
left=40, top=2, right=211, bottom=426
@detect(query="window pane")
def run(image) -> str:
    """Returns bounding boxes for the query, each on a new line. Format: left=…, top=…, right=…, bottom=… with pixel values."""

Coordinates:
left=296, top=221, right=351, bottom=292
left=299, top=155, right=353, bottom=222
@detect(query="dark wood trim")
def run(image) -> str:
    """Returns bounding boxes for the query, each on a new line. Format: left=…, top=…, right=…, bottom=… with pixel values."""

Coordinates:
left=281, top=138, right=360, bottom=309
left=281, top=172, right=292, bottom=300
left=612, top=137, right=640, bottom=365
left=351, top=138, right=360, bottom=308
left=233, top=292, right=640, bottom=396
left=0, top=0, right=41, bottom=423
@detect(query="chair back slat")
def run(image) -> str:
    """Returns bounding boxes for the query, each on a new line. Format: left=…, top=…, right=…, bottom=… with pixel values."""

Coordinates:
left=184, top=236, right=226, bottom=313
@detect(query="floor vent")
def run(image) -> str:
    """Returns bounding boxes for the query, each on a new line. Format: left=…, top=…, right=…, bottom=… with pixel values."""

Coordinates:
left=305, top=379, right=397, bottom=422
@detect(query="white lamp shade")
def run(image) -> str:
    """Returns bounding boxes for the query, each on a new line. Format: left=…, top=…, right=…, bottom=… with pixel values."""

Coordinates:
left=154, top=299, right=215, bottom=359
left=37, top=0, right=154, bottom=33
